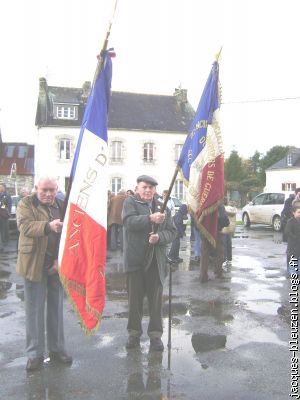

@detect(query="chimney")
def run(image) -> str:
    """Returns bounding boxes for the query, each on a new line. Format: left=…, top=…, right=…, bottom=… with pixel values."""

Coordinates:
left=173, top=87, right=188, bottom=111
left=39, top=77, right=48, bottom=94
left=82, top=81, right=91, bottom=102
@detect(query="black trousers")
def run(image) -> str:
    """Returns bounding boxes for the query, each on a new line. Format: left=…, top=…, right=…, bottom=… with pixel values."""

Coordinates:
left=126, top=261, right=163, bottom=339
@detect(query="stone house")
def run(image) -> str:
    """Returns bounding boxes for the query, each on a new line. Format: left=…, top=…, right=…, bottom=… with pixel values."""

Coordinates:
left=35, top=78, right=194, bottom=199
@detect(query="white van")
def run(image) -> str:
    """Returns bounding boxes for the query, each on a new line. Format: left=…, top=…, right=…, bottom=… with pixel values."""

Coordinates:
left=241, top=192, right=292, bottom=231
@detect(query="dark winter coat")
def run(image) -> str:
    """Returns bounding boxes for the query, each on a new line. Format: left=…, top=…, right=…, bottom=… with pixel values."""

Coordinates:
left=284, top=217, right=300, bottom=258
left=122, top=194, right=176, bottom=284
left=173, top=204, right=188, bottom=238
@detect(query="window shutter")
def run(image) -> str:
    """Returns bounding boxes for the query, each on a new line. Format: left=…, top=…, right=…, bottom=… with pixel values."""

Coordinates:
left=281, top=183, right=285, bottom=191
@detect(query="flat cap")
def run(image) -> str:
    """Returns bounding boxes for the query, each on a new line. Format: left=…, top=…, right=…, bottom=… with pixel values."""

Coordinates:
left=136, top=175, right=158, bottom=186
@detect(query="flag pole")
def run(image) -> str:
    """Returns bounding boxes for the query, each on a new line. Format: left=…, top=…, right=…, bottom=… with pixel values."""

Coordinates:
left=161, top=166, right=179, bottom=356
left=61, top=0, right=118, bottom=221
left=150, top=166, right=180, bottom=357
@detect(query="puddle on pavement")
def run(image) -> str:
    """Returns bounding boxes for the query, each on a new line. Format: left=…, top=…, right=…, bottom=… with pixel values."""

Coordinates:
left=0, top=281, right=12, bottom=299
left=244, top=300, right=280, bottom=315
left=95, top=334, right=114, bottom=348
left=192, top=333, right=227, bottom=352
left=227, top=316, right=286, bottom=349
left=188, top=299, right=234, bottom=323
left=0, top=270, right=11, bottom=278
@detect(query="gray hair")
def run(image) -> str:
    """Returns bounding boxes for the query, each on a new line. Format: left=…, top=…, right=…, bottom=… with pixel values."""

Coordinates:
left=35, top=176, right=58, bottom=187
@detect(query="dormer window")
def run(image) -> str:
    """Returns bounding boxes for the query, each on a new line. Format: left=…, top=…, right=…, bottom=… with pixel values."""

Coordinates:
left=54, top=104, right=78, bottom=120
left=287, top=153, right=292, bottom=167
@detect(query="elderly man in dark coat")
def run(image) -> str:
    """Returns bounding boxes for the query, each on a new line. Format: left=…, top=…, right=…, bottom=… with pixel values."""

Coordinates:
left=122, top=175, right=176, bottom=351
left=107, top=189, right=127, bottom=251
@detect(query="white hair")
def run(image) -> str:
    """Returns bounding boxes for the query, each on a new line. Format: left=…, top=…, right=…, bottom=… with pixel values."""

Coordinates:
left=35, top=176, right=58, bottom=187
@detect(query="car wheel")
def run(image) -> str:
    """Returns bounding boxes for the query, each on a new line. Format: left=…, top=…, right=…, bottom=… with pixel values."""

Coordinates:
left=272, top=215, right=282, bottom=231
left=242, top=213, right=250, bottom=227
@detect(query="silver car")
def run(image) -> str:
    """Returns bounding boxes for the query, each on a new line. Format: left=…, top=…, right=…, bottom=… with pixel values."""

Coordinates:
left=242, top=192, right=291, bottom=231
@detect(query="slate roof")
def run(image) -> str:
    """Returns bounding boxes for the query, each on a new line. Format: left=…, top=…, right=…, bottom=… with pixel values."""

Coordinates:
left=0, top=142, right=34, bottom=175
left=267, top=147, right=300, bottom=170
left=35, top=78, right=195, bottom=133
left=108, top=91, right=194, bottom=132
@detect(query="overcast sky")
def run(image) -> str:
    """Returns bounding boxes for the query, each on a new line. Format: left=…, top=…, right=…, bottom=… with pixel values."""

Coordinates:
left=0, top=0, right=299, bottom=158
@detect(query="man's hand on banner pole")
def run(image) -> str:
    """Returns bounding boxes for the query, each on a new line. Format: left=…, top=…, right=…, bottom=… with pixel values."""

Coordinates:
left=149, top=233, right=160, bottom=244
left=49, top=219, right=63, bottom=233
left=150, top=212, right=165, bottom=225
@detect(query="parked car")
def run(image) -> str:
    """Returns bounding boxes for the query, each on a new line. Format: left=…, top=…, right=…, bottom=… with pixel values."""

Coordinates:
left=242, top=192, right=292, bottom=231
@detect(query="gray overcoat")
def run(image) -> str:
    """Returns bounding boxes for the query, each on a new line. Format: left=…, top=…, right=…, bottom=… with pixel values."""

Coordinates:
left=122, top=194, right=177, bottom=285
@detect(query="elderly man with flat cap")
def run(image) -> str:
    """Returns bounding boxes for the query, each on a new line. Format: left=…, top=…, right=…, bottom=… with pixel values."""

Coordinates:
left=122, top=175, right=176, bottom=351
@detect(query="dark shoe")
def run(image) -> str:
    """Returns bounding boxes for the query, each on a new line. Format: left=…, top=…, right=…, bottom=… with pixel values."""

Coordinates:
left=190, top=256, right=200, bottom=265
left=26, top=357, right=44, bottom=371
left=126, top=336, right=140, bottom=349
left=150, top=338, right=164, bottom=352
left=214, top=271, right=223, bottom=279
left=49, top=351, right=72, bottom=364
left=200, top=276, right=210, bottom=283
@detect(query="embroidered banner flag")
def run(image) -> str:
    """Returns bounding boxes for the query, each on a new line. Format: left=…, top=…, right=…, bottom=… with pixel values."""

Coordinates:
left=59, top=51, right=113, bottom=333
left=177, top=60, right=224, bottom=247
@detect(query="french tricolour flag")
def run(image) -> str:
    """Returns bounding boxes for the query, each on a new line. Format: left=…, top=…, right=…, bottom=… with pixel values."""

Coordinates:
left=59, top=51, right=113, bottom=333
left=178, top=60, right=224, bottom=247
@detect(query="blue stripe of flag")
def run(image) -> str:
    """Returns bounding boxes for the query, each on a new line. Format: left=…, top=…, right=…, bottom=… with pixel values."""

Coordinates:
left=71, top=54, right=112, bottom=179
left=177, top=61, right=219, bottom=182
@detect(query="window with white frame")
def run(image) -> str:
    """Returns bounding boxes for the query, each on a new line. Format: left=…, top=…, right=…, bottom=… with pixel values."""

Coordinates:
left=174, top=179, right=184, bottom=200
left=287, top=153, right=292, bottom=166
left=111, top=141, right=123, bottom=162
left=59, top=139, right=71, bottom=160
left=56, top=105, right=77, bottom=120
left=175, top=144, right=183, bottom=161
left=143, top=142, right=154, bottom=163
left=111, top=177, right=122, bottom=195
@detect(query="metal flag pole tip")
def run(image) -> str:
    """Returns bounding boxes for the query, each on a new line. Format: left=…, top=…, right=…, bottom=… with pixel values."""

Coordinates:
left=215, top=46, right=223, bottom=61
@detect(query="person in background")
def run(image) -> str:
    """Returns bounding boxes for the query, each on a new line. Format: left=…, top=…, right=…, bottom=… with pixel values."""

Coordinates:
left=281, top=187, right=300, bottom=241
left=167, top=204, right=188, bottom=264
left=0, top=183, right=12, bottom=246
left=107, top=190, right=115, bottom=250
left=200, top=203, right=229, bottom=283
left=107, top=189, right=127, bottom=251
left=18, top=187, right=31, bottom=203
left=122, top=175, right=176, bottom=351
left=190, top=215, right=201, bottom=266
left=161, top=190, right=176, bottom=217
left=56, top=189, right=65, bottom=201
left=17, top=176, right=72, bottom=371
left=221, top=198, right=237, bottom=271
left=284, top=202, right=300, bottom=277
left=126, top=189, right=135, bottom=197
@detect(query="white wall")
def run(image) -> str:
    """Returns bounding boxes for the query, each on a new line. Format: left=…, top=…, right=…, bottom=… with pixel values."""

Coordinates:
left=265, top=168, right=300, bottom=192
left=35, top=126, right=187, bottom=196
left=35, top=126, right=77, bottom=191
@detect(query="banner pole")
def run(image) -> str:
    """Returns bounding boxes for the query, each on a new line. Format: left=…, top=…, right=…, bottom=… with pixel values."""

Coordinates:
left=61, top=0, right=119, bottom=221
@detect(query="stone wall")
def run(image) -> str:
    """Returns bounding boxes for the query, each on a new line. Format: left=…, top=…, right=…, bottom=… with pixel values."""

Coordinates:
left=0, top=175, right=34, bottom=196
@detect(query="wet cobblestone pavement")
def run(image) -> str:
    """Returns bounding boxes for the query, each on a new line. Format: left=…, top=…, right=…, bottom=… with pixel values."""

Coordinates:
left=0, top=226, right=293, bottom=399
